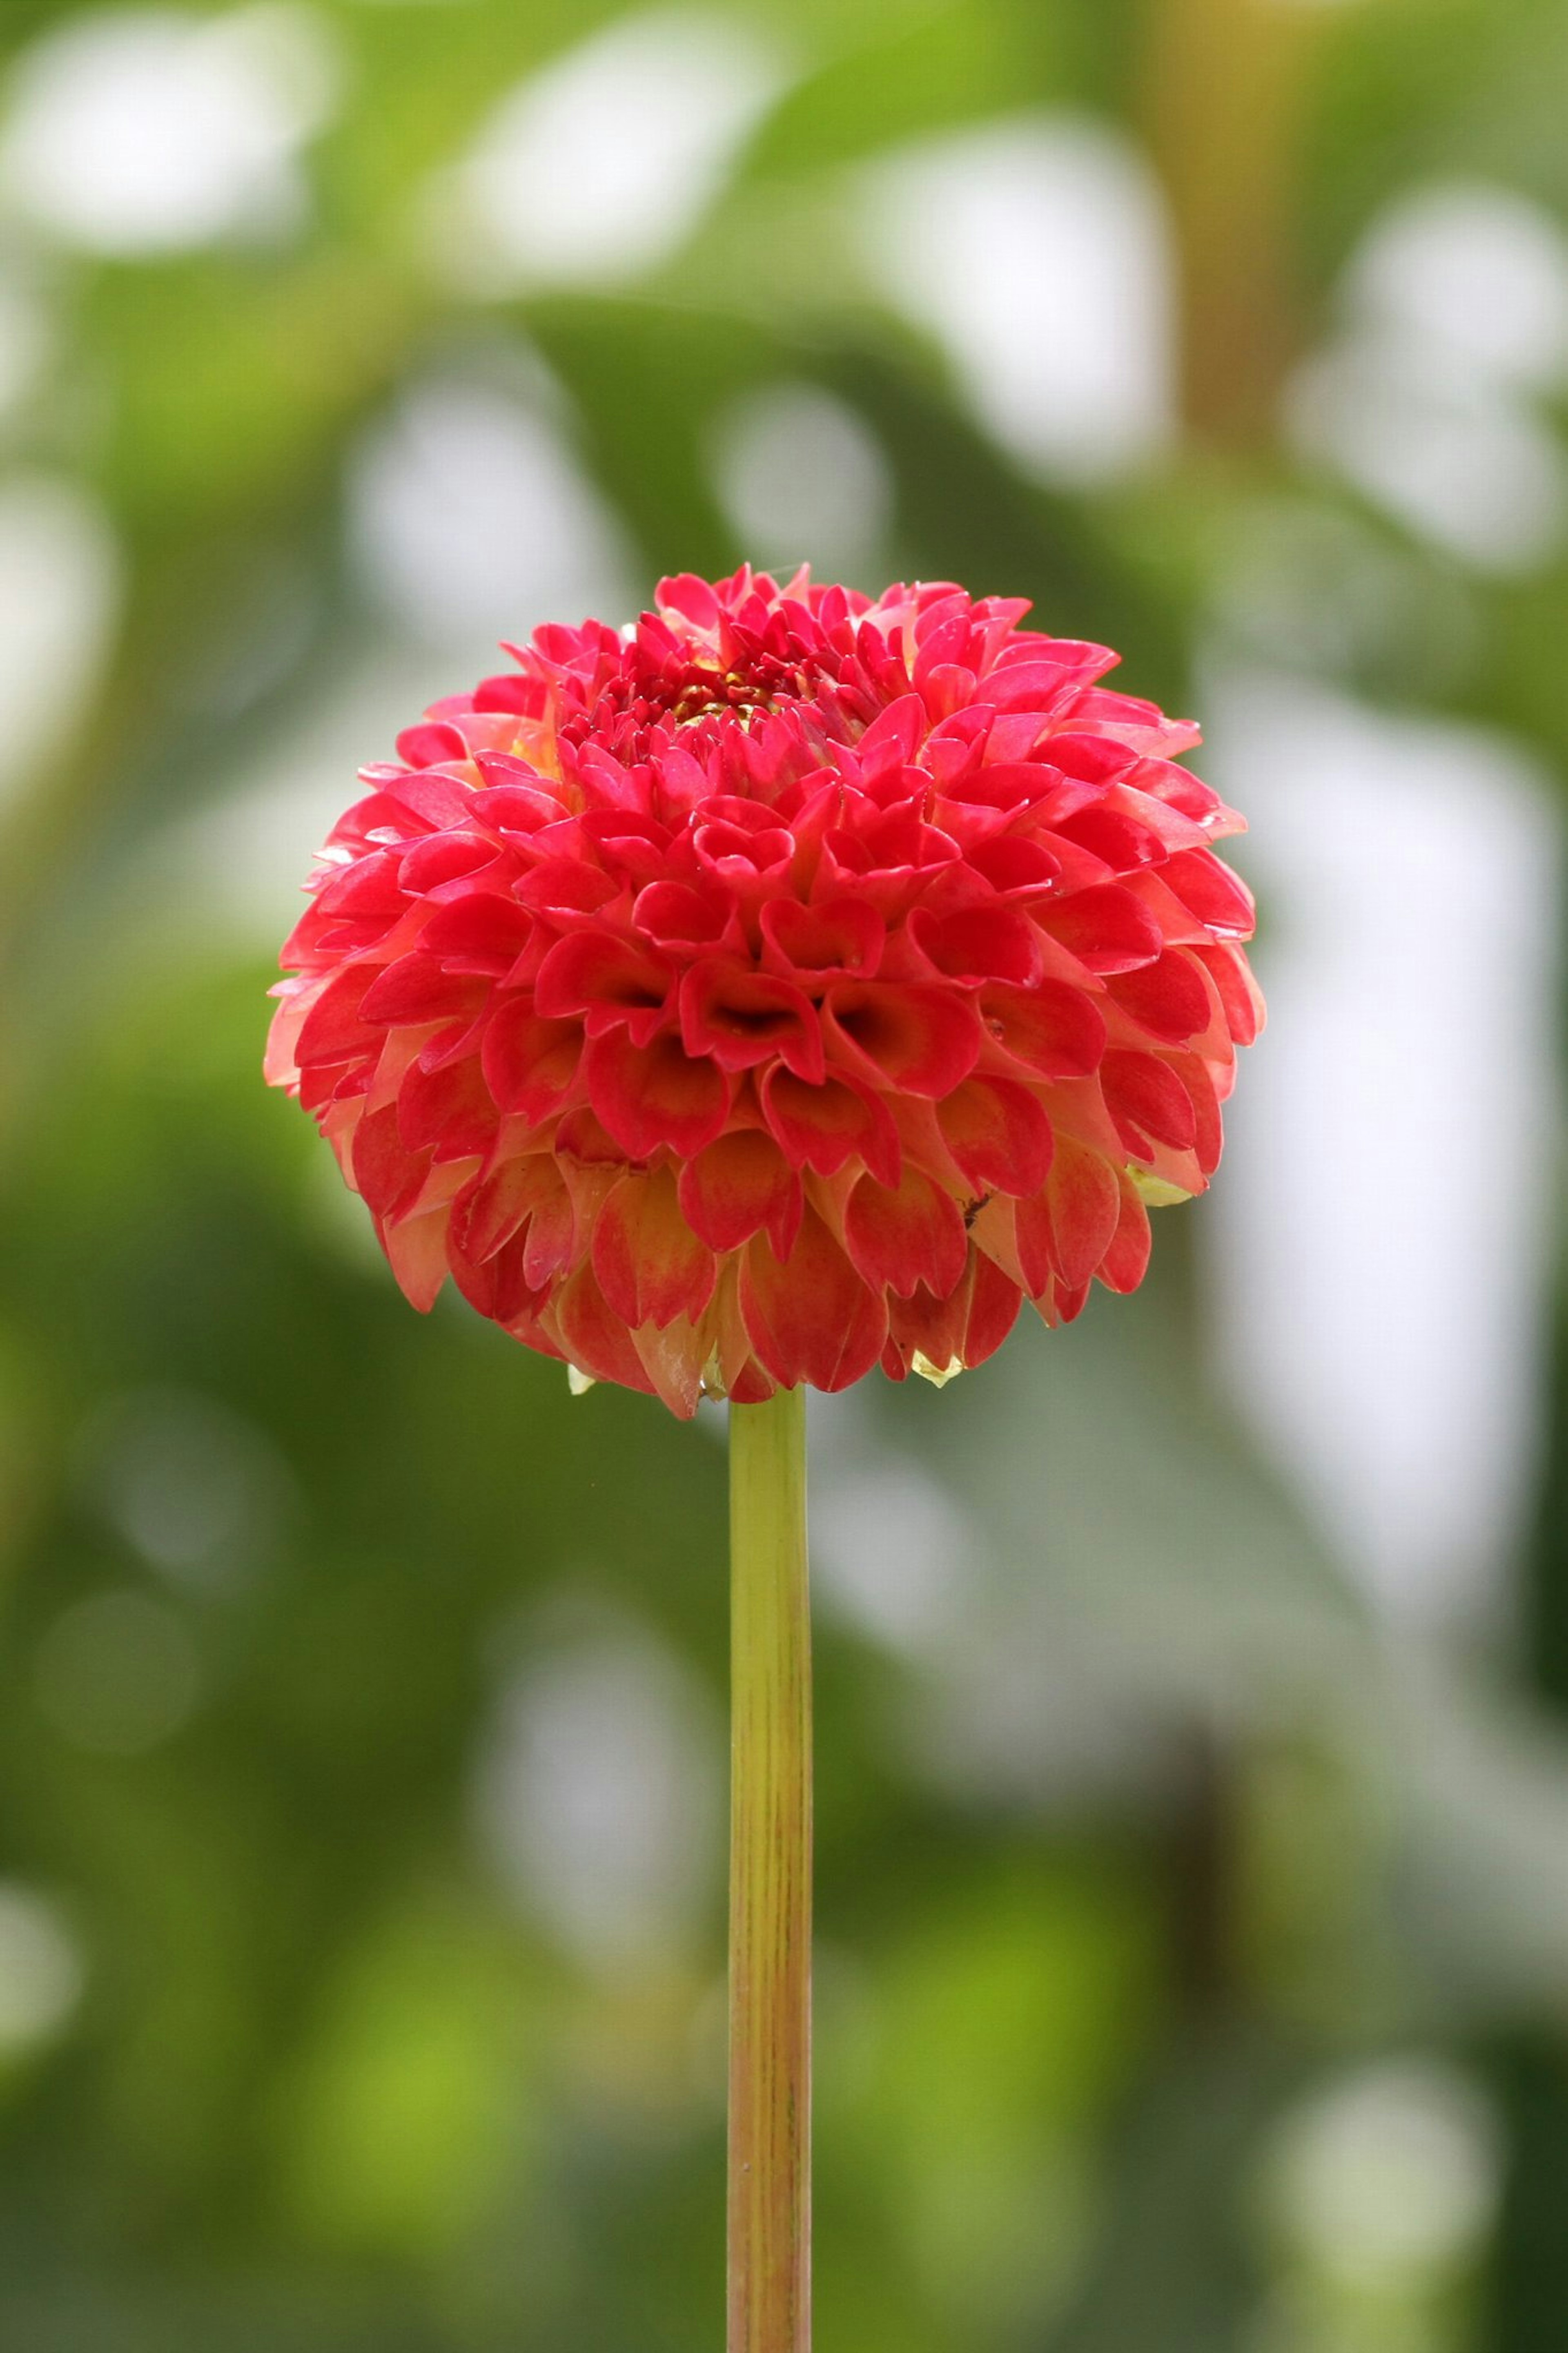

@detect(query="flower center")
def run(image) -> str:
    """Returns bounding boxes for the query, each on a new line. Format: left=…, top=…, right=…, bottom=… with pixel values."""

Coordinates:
left=663, top=653, right=812, bottom=729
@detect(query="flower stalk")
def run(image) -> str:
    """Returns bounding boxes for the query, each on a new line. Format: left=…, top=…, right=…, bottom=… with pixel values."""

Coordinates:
left=728, top=1385, right=811, bottom=2353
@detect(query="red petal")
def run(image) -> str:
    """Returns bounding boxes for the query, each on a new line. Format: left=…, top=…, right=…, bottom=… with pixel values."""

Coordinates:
left=1037, top=885, right=1163, bottom=974
left=359, top=953, right=487, bottom=1028
left=936, top=1077, right=1054, bottom=1196
left=1163, top=848, right=1255, bottom=937
left=1192, top=941, right=1265, bottom=1046
left=421, top=894, right=535, bottom=977
left=1042, top=1137, right=1121, bottom=1289
left=1051, top=806, right=1163, bottom=871
left=516, top=860, right=620, bottom=920
left=396, top=721, right=470, bottom=770
left=535, top=932, right=673, bottom=1043
left=294, top=965, right=382, bottom=1067
left=823, top=981, right=981, bottom=1098
left=910, top=905, right=1043, bottom=985
left=1167, top=1050, right=1224, bottom=1173
left=380, top=1206, right=451, bottom=1312
left=844, top=1168, right=967, bottom=1300
left=761, top=1067, right=901, bottom=1187
left=352, top=1102, right=429, bottom=1220
left=480, top=1003, right=584, bottom=1125
left=549, top=1264, right=655, bottom=1395
left=964, top=1250, right=1022, bottom=1365
left=964, top=836, right=1061, bottom=896
left=585, top=1030, right=732, bottom=1159
left=592, top=1165, right=718, bottom=1330
left=1107, top=950, right=1212, bottom=1042
left=399, top=832, right=497, bottom=894
left=980, top=981, right=1105, bottom=1079
left=760, top=897, right=884, bottom=979
left=1098, top=1177, right=1152, bottom=1293
left=678, top=1130, right=802, bottom=1258
left=450, top=1152, right=570, bottom=1269
left=396, top=1057, right=499, bottom=1162
left=1100, top=1050, right=1198, bottom=1154
left=679, top=959, right=824, bottom=1080
left=633, top=881, right=729, bottom=953
left=738, top=1209, right=888, bottom=1392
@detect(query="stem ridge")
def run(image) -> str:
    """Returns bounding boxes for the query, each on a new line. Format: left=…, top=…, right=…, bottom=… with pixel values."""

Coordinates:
left=728, top=1387, right=811, bottom=2353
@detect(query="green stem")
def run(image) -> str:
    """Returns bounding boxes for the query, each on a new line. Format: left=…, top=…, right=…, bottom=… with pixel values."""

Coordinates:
left=728, top=1385, right=812, bottom=2353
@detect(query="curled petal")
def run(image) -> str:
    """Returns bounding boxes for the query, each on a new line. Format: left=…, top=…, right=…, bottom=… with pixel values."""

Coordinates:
left=760, top=897, right=884, bottom=979
left=761, top=1066, right=901, bottom=1187
left=679, top=958, right=825, bottom=1081
left=535, top=932, right=673, bottom=1043
left=585, top=1030, right=732, bottom=1160
left=550, top=1263, right=656, bottom=1396
left=1163, top=848, right=1255, bottom=937
left=359, top=954, right=486, bottom=1028
left=270, top=566, right=1261, bottom=1406
left=294, top=966, right=383, bottom=1068
left=823, top=981, right=981, bottom=1099
left=450, top=1153, right=572, bottom=1274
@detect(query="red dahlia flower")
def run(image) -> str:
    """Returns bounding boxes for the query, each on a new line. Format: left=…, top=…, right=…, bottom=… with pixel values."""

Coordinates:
left=267, top=569, right=1262, bottom=1415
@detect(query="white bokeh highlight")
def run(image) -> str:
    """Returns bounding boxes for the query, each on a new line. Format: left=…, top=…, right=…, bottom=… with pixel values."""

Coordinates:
left=710, top=381, right=893, bottom=585
left=854, top=116, right=1174, bottom=484
left=432, top=8, right=787, bottom=292
left=0, top=6, right=338, bottom=256
left=1289, top=180, right=1568, bottom=573
left=346, top=374, right=634, bottom=650
left=474, top=1613, right=720, bottom=1969
left=1204, top=670, right=1560, bottom=1624
left=0, top=1885, right=84, bottom=2054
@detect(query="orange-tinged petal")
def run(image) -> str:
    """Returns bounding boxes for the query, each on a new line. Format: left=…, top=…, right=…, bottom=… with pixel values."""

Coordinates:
left=1099, top=1175, right=1152, bottom=1294
left=379, top=1205, right=451, bottom=1312
left=823, top=980, right=981, bottom=1097
left=1041, top=1136, right=1121, bottom=1291
left=593, top=1166, right=718, bottom=1331
left=586, top=1030, right=732, bottom=1160
left=678, top=1130, right=802, bottom=1258
left=936, top=1076, right=1054, bottom=1196
left=761, top=1067, right=901, bottom=1188
left=738, top=1209, right=887, bottom=1392
left=844, top=1168, right=967, bottom=1300
left=481, top=1003, right=584, bottom=1125
left=1100, top=1048, right=1198, bottom=1157
left=269, top=568, right=1260, bottom=1404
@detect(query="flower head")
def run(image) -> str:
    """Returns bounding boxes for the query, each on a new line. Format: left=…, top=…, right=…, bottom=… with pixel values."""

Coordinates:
left=267, top=569, right=1262, bottom=1414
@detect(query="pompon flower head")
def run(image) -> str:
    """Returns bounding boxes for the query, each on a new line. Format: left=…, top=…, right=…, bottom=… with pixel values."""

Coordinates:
left=267, top=569, right=1263, bottom=1416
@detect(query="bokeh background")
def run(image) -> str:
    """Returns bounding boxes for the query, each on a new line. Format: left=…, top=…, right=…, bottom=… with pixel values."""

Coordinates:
left=3, top=0, right=1568, bottom=2346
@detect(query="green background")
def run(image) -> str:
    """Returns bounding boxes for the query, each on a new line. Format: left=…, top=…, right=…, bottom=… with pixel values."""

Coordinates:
left=2, top=1, right=1567, bottom=2347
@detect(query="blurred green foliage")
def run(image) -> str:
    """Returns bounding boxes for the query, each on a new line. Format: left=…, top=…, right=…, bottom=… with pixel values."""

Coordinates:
left=2, top=1, right=1568, bottom=2349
